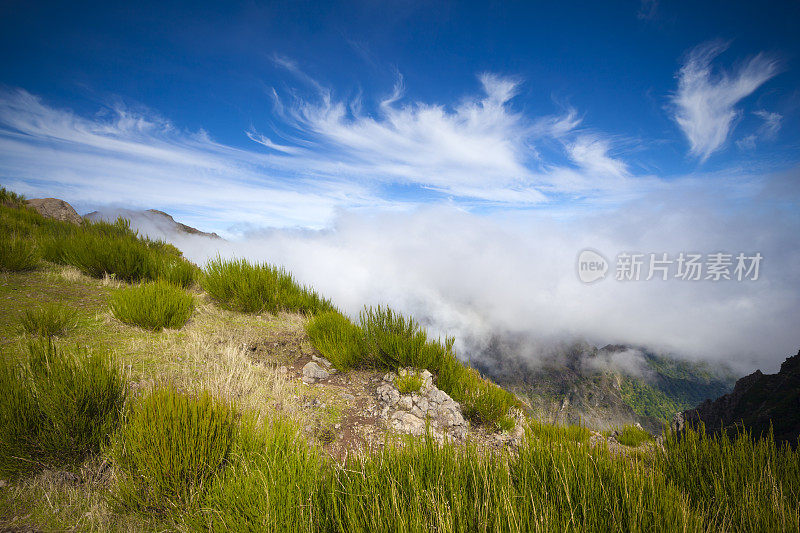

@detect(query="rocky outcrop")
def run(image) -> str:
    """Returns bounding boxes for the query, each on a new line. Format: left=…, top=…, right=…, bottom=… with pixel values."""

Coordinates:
left=145, top=210, right=221, bottom=239
left=84, top=208, right=221, bottom=239
left=673, top=349, right=800, bottom=447
left=26, top=198, right=82, bottom=224
left=376, top=368, right=469, bottom=441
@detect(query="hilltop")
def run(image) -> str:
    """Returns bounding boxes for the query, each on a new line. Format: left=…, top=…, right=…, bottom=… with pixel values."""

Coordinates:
left=85, top=208, right=221, bottom=239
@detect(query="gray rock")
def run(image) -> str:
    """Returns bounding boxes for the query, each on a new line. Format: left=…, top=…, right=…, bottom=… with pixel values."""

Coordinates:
left=377, top=384, right=400, bottom=406
left=302, top=361, right=330, bottom=382
left=397, top=396, right=413, bottom=411
left=312, top=355, right=334, bottom=368
left=391, top=412, right=426, bottom=436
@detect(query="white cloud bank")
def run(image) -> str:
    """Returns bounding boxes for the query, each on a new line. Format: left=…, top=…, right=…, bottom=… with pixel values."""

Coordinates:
left=672, top=40, right=779, bottom=161
left=100, top=166, right=800, bottom=374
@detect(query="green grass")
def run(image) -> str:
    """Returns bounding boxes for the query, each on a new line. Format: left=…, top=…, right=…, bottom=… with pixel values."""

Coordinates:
left=528, top=418, right=591, bottom=443
left=657, top=427, right=800, bottom=532
left=396, top=371, right=424, bottom=394
left=201, top=256, right=334, bottom=315
left=0, top=185, right=25, bottom=207
left=616, top=425, right=655, bottom=447
left=110, top=280, right=195, bottom=331
left=304, top=310, right=366, bottom=369
left=0, top=234, right=39, bottom=272
left=0, top=199, right=198, bottom=287
left=112, top=387, right=236, bottom=514
left=199, top=415, right=323, bottom=531
left=197, top=421, right=701, bottom=533
left=0, top=339, right=126, bottom=479
left=18, top=303, right=75, bottom=337
left=60, top=227, right=196, bottom=286
left=307, top=306, right=519, bottom=430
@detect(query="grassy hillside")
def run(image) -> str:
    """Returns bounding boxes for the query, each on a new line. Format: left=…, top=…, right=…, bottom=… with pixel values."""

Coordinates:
left=1, top=187, right=798, bottom=532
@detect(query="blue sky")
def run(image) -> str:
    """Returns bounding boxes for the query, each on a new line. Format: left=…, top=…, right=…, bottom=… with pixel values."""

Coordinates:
left=0, top=0, right=798, bottom=233
left=1, top=1, right=799, bottom=367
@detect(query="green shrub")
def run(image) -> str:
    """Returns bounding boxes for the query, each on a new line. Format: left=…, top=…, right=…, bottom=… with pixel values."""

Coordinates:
left=111, top=280, right=195, bottom=331
left=18, top=303, right=75, bottom=337
left=200, top=416, right=323, bottom=531
left=307, top=306, right=519, bottom=430
left=0, top=234, right=39, bottom=272
left=154, top=256, right=198, bottom=288
left=616, top=425, right=654, bottom=447
left=201, top=257, right=334, bottom=315
left=0, top=339, right=126, bottom=478
left=0, top=186, right=25, bottom=207
left=62, top=231, right=156, bottom=283
left=112, top=387, right=235, bottom=512
left=396, top=372, right=424, bottom=394
left=305, top=311, right=366, bottom=370
left=657, top=427, right=800, bottom=531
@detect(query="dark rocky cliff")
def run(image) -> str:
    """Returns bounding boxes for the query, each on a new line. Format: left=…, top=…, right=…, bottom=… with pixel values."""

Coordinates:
left=674, top=350, right=800, bottom=446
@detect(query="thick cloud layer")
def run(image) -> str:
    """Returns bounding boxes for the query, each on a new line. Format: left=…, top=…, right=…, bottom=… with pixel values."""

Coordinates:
left=101, top=167, right=800, bottom=375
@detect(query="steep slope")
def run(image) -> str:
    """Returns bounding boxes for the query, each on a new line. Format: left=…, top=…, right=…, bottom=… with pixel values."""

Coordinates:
left=674, top=350, right=800, bottom=446
left=84, top=208, right=221, bottom=239
left=474, top=340, right=734, bottom=433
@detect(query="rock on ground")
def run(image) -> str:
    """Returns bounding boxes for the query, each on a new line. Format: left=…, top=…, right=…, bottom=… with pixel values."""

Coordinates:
left=26, top=198, right=82, bottom=224
left=376, top=368, right=468, bottom=441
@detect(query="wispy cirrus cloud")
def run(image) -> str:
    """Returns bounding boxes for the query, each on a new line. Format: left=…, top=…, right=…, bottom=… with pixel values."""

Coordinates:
left=0, top=70, right=646, bottom=231
left=671, top=40, right=779, bottom=161
left=0, top=88, right=383, bottom=234
left=736, top=110, right=783, bottom=151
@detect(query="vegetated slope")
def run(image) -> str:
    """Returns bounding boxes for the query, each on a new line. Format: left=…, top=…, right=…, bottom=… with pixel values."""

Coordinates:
left=84, top=208, right=221, bottom=239
left=3, top=186, right=800, bottom=533
left=474, top=339, right=734, bottom=433
left=675, top=349, right=800, bottom=447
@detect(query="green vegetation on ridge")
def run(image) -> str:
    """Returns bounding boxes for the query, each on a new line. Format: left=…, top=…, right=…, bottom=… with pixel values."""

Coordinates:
left=307, top=307, right=520, bottom=430
left=201, top=256, right=335, bottom=315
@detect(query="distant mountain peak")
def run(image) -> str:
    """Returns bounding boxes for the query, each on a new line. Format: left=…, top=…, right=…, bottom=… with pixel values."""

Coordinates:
left=83, top=208, right=221, bottom=240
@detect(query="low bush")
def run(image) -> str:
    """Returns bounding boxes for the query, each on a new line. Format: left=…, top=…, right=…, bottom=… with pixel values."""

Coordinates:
left=201, top=257, right=334, bottom=315
left=110, top=281, right=195, bottom=331
left=657, top=427, right=800, bottom=532
left=307, top=306, right=519, bottom=430
left=200, top=416, right=323, bottom=531
left=616, top=425, right=654, bottom=447
left=18, top=303, right=75, bottom=337
left=13, top=213, right=197, bottom=287
left=304, top=311, right=365, bottom=370
left=0, top=339, right=126, bottom=478
left=0, top=234, right=39, bottom=272
left=154, top=255, right=198, bottom=288
left=112, top=387, right=235, bottom=512
left=0, top=186, right=25, bottom=207
left=62, top=231, right=156, bottom=283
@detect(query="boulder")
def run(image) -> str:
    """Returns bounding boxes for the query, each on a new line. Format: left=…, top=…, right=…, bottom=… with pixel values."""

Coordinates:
left=26, top=198, right=82, bottom=224
left=302, top=361, right=330, bottom=383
